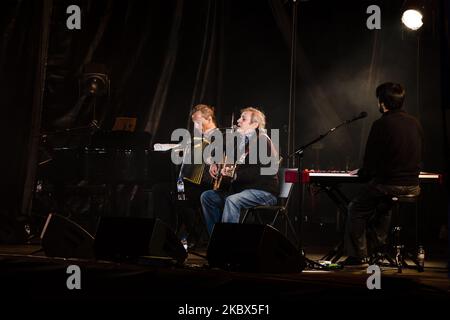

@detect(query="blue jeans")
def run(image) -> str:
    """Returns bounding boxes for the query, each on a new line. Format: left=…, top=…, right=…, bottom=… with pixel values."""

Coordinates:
left=200, top=189, right=277, bottom=235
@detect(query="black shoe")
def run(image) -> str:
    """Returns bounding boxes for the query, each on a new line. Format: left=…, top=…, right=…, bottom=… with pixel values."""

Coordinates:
left=342, top=256, right=369, bottom=266
left=187, top=241, right=197, bottom=250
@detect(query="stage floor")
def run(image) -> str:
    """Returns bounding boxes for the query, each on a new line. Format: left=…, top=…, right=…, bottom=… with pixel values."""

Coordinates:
left=0, top=243, right=448, bottom=310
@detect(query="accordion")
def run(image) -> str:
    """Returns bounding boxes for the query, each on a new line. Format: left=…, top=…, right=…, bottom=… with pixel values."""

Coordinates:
left=179, top=137, right=213, bottom=186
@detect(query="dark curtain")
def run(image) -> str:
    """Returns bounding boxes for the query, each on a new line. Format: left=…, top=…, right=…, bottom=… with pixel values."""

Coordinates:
left=41, top=0, right=225, bottom=143
left=0, top=0, right=448, bottom=243
left=0, top=0, right=52, bottom=242
left=0, top=0, right=226, bottom=241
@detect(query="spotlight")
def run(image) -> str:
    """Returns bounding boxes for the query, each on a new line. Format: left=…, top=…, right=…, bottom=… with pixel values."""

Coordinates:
left=82, top=73, right=109, bottom=97
left=79, top=63, right=110, bottom=97
left=401, top=9, right=423, bottom=30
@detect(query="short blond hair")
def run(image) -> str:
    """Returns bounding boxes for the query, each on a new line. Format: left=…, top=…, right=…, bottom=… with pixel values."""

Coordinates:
left=240, top=107, right=266, bottom=129
left=192, top=104, right=216, bottom=124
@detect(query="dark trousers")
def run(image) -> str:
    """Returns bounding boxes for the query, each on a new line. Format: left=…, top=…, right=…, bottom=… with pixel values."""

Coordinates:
left=344, top=181, right=420, bottom=258
left=152, top=182, right=207, bottom=241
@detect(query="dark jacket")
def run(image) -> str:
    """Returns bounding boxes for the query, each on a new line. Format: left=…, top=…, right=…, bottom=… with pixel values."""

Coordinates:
left=359, top=109, right=423, bottom=186
left=231, top=130, right=279, bottom=196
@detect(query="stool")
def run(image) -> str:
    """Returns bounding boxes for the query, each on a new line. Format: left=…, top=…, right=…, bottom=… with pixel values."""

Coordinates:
left=370, top=194, right=424, bottom=273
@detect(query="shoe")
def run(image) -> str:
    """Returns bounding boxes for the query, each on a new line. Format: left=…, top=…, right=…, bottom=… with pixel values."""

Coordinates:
left=187, top=241, right=197, bottom=250
left=368, top=251, right=386, bottom=265
left=180, top=237, right=188, bottom=251
left=341, top=256, right=369, bottom=267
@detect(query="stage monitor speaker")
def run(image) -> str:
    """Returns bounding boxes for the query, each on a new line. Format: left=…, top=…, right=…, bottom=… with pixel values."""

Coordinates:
left=40, top=213, right=95, bottom=259
left=207, top=223, right=305, bottom=273
left=94, top=217, right=187, bottom=264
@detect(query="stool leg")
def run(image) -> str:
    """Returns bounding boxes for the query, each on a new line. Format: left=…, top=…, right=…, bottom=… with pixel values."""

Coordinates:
left=406, top=249, right=425, bottom=272
left=241, top=209, right=250, bottom=223
left=385, top=252, right=397, bottom=266
left=395, top=247, right=403, bottom=273
left=393, top=225, right=403, bottom=273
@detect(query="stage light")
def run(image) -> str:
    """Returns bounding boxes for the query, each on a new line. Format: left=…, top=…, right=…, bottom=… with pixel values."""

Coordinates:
left=81, top=73, right=109, bottom=97
left=401, top=9, right=423, bottom=30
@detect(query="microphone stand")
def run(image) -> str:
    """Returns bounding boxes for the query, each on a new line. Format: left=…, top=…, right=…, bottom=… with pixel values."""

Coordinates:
left=287, top=116, right=365, bottom=268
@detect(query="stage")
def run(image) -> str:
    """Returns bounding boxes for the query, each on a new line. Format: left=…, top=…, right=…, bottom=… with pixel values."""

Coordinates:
left=1, top=1, right=450, bottom=314
left=1, top=243, right=448, bottom=309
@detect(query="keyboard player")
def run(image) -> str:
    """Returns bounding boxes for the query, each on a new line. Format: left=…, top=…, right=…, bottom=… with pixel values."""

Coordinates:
left=343, top=82, right=423, bottom=266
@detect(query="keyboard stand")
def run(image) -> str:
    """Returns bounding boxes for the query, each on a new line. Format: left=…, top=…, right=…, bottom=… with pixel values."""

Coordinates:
left=315, top=183, right=350, bottom=263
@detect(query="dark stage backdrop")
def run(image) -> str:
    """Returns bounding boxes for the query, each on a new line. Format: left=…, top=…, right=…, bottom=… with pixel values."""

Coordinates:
left=0, top=0, right=448, bottom=244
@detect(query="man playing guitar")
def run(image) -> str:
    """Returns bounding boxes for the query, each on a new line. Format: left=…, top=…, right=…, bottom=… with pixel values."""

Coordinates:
left=200, top=107, right=279, bottom=235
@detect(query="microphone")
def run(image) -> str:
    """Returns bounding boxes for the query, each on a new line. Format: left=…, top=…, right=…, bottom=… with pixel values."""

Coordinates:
left=218, top=125, right=238, bottom=131
left=347, top=111, right=368, bottom=123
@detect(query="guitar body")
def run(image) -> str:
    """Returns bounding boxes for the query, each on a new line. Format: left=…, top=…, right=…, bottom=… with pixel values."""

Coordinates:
left=212, top=164, right=235, bottom=192
left=212, top=143, right=247, bottom=192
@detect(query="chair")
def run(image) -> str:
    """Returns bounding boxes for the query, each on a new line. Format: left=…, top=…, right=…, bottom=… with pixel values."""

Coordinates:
left=240, top=168, right=298, bottom=246
left=370, top=194, right=424, bottom=273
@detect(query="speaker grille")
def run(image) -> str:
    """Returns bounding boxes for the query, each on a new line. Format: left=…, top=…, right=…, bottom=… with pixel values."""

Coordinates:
left=41, top=213, right=95, bottom=259
left=207, top=223, right=304, bottom=273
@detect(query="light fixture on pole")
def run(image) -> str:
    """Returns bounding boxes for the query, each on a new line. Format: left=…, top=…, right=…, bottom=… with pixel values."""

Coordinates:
left=81, top=72, right=109, bottom=97
left=80, top=66, right=110, bottom=129
left=401, top=1, right=424, bottom=140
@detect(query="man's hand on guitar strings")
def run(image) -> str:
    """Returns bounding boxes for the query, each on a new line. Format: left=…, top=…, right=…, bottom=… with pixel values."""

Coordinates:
left=221, top=166, right=235, bottom=177
left=209, top=163, right=219, bottom=179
